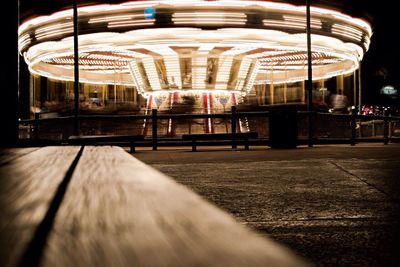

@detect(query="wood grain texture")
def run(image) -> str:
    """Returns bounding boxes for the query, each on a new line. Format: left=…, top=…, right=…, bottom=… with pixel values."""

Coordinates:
left=42, top=146, right=308, bottom=267
left=0, top=147, right=39, bottom=165
left=0, top=146, right=81, bottom=267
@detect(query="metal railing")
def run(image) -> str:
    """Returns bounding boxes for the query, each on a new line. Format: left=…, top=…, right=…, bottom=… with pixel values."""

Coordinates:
left=18, top=107, right=400, bottom=149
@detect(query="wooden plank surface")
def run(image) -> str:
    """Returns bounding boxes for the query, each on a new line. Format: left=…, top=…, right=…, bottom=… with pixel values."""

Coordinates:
left=0, top=147, right=39, bottom=165
left=41, top=146, right=308, bottom=267
left=0, top=146, right=81, bottom=267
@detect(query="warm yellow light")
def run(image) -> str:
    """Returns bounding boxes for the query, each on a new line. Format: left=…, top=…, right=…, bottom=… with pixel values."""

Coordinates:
left=19, top=0, right=372, bottom=94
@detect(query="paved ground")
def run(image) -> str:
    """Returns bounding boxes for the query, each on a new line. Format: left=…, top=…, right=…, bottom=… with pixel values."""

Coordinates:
left=134, top=144, right=400, bottom=267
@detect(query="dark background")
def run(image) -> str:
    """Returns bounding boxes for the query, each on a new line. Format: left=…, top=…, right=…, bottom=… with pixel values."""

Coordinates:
left=358, top=1, right=399, bottom=106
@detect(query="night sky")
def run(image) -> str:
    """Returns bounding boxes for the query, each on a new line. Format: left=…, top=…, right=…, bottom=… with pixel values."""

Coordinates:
left=360, top=1, right=399, bottom=105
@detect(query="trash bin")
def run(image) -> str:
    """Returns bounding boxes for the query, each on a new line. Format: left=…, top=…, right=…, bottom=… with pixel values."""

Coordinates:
left=269, top=106, right=298, bottom=148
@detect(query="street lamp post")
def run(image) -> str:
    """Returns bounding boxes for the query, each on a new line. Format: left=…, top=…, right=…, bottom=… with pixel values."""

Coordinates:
left=306, top=0, right=313, bottom=147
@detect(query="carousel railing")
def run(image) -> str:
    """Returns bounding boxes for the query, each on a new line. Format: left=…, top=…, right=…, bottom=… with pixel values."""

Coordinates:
left=18, top=108, right=400, bottom=149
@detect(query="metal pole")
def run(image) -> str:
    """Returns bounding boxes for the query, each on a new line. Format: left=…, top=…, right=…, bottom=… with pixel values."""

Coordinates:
left=231, top=106, right=237, bottom=149
left=73, top=0, right=80, bottom=135
left=152, top=109, right=158, bottom=151
left=350, top=107, right=356, bottom=146
left=34, top=113, right=40, bottom=140
left=358, top=66, right=362, bottom=114
left=306, top=0, right=313, bottom=147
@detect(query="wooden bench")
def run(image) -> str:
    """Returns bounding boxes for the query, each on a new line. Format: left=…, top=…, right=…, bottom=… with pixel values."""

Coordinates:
left=182, top=132, right=258, bottom=151
left=0, top=146, right=307, bottom=267
left=68, top=134, right=144, bottom=152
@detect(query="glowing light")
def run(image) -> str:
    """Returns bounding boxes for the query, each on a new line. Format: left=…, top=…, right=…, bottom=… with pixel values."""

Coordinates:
left=173, top=12, right=246, bottom=25
left=107, top=19, right=155, bottom=28
left=18, top=33, right=31, bottom=51
left=18, top=0, right=372, bottom=96
left=263, top=15, right=322, bottom=31
left=89, top=14, right=145, bottom=23
left=332, top=23, right=363, bottom=42
left=284, top=15, right=321, bottom=29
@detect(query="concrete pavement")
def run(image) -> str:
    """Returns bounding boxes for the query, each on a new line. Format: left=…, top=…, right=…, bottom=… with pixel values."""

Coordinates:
left=134, top=144, right=400, bottom=266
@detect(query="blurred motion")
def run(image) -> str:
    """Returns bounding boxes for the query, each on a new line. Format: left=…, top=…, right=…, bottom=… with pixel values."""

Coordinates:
left=17, top=0, right=373, bottom=139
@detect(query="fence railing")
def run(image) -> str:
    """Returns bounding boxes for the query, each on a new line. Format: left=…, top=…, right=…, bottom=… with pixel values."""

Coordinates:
left=18, top=108, right=400, bottom=148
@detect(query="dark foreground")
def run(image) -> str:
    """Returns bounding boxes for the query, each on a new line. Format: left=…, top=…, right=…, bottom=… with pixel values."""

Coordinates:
left=136, top=144, right=400, bottom=267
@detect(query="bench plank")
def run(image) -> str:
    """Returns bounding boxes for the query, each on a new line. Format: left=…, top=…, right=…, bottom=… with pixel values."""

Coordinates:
left=41, top=146, right=306, bottom=267
left=0, top=147, right=39, bottom=165
left=0, top=146, right=81, bottom=267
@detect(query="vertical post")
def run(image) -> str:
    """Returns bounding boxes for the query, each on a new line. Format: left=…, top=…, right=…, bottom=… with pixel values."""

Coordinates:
left=358, top=66, right=362, bottom=114
left=270, top=82, right=274, bottom=104
left=306, top=0, right=313, bottom=147
left=270, top=68, right=274, bottom=104
left=231, top=106, right=237, bottom=149
left=261, top=85, right=266, bottom=105
left=191, top=140, right=197, bottom=152
left=73, top=0, right=80, bottom=136
left=301, top=80, right=305, bottom=103
left=34, top=113, right=40, bottom=140
left=353, top=70, right=357, bottom=108
left=350, top=107, right=356, bottom=146
left=152, top=109, right=158, bottom=151
left=129, top=141, right=135, bottom=153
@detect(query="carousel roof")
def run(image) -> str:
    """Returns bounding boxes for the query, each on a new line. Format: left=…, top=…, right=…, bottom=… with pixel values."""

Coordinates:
left=19, top=0, right=372, bottom=95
